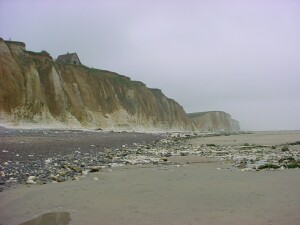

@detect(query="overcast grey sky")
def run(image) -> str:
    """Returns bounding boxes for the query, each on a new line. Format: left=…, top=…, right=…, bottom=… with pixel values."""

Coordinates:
left=1, top=0, right=300, bottom=131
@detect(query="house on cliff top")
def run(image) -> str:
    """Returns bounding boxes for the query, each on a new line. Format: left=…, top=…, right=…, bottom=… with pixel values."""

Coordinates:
left=56, top=52, right=81, bottom=65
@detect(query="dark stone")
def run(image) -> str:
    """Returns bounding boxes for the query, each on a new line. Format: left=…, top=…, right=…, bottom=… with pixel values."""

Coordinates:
left=289, top=141, right=300, bottom=145
left=180, top=152, right=189, bottom=156
left=281, top=145, right=289, bottom=152
left=51, top=176, right=64, bottom=182
left=90, top=166, right=100, bottom=172
left=258, top=164, right=280, bottom=170
left=164, top=153, right=172, bottom=157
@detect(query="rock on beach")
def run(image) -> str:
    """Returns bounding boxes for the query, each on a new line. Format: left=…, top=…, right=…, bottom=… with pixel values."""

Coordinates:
left=0, top=129, right=299, bottom=191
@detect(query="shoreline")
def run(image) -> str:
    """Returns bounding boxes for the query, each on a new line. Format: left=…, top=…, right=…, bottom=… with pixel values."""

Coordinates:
left=0, top=129, right=300, bottom=224
left=0, top=123, right=195, bottom=133
left=1, top=129, right=300, bottom=190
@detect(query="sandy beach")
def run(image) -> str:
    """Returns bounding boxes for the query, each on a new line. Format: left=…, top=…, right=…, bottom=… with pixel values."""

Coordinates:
left=0, top=131, right=299, bottom=225
left=188, top=130, right=300, bottom=146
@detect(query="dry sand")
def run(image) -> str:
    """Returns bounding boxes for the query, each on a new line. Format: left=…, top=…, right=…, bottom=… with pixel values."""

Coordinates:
left=188, top=130, right=300, bottom=146
left=0, top=131, right=300, bottom=225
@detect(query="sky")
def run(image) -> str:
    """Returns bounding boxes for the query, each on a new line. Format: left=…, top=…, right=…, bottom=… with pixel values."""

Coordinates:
left=1, top=0, right=300, bottom=131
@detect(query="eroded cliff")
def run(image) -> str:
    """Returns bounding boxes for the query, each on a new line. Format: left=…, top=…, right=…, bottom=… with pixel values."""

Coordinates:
left=0, top=38, right=241, bottom=132
left=187, top=111, right=240, bottom=132
left=0, top=39, right=192, bottom=130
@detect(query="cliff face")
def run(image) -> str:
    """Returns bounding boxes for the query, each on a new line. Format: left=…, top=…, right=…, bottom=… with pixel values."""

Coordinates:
left=187, top=111, right=240, bottom=132
left=0, top=39, right=241, bottom=132
left=0, top=39, right=192, bottom=130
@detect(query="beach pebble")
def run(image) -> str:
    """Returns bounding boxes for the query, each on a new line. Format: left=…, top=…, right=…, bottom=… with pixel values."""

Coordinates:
left=45, top=159, right=52, bottom=164
left=51, top=175, right=64, bottom=182
left=9, top=177, right=17, bottom=182
left=1, top=129, right=299, bottom=191
left=27, top=176, right=36, bottom=181
left=73, top=176, right=81, bottom=181
left=26, top=180, right=36, bottom=185
left=180, top=151, right=189, bottom=156
left=90, top=166, right=101, bottom=172
left=82, top=170, right=89, bottom=175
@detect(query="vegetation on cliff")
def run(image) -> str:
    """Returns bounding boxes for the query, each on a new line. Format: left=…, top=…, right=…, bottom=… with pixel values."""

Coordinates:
left=0, top=38, right=240, bottom=131
left=0, top=39, right=191, bottom=130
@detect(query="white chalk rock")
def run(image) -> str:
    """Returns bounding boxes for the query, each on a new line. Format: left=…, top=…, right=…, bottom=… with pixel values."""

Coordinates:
left=27, top=176, right=36, bottom=181
left=26, top=180, right=36, bottom=185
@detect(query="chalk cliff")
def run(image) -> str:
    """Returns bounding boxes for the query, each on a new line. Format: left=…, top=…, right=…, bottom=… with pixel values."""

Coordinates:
left=0, top=39, right=191, bottom=130
left=0, top=38, right=240, bottom=132
left=187, top=111, right=240, bottom=132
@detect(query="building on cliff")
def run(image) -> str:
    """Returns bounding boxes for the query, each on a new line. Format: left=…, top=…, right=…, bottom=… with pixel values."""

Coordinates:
left=56, top=52, right=81, bottom=65
left=0, top=38, right=241, bottom=131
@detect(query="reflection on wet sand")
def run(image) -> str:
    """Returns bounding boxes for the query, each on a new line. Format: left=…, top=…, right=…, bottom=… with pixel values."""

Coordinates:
left=19, top=212, right=71, bottom=225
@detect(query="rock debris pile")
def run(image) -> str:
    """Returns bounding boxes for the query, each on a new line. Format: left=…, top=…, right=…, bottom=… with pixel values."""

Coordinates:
left=1, top=132, right=299, bottom=191
left=187, top=140, right=300, bottom=171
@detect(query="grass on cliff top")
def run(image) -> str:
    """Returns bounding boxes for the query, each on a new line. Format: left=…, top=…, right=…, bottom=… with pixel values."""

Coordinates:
left=4, top=40, right=26, bottom=46
left=187, top=112, right=209, bottom=117
left=53, top=61, right=149, bottom=92
left=81, top=65, right=129, bottom=79
left=187, top=111, right=227, bottom=118
left=26, top=50, right=51, bottom=56
left=85, top=65, right=148, bottom=89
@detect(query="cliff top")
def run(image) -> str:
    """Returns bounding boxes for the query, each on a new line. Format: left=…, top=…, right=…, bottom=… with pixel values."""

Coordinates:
left=4, top=40, right=26, bottom=47
left=187, top=111, right=227, bottom=118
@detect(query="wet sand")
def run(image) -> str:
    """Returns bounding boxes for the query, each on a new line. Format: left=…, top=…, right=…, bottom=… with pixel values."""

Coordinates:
left=0, top=130, right=300, bottom=225
left=0, top=162, right=300, bottom=225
